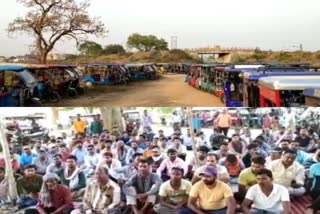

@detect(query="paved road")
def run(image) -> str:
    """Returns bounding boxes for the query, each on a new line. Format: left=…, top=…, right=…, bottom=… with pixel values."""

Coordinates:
left=52, top=74, right=225, bottom=107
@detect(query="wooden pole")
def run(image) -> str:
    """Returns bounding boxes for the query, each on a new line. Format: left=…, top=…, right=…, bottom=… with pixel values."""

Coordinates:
left=187, top=107, right=200, bottom=168
left=0, top=117, right=18, bottom=204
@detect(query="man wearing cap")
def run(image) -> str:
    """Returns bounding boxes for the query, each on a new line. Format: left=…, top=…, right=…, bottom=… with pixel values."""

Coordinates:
left=32, top=148, right=51, bottom=175
left=192, top=152, right=230, bottom=184
left=188, top=166, right=236, bottom=214
left=154, top=167, right=192, bottom=214
left=29, top=173, right=73, bottom=214
left=157, top=148, right=188, bottom=181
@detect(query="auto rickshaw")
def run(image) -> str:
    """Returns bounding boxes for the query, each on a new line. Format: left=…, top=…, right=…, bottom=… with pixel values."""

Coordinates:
left=155, top=63, right=168, bottom=75
left=212, top=66, right=228, bottom=97
left=258, top=76, right=320, bottom=107
left=0, top=65, right=41, bottom=107
left=303, top=88, right=320, bottom=106
left=126, top=63, right=157, bottom=81
left=242, top=67, right=311, bottom=107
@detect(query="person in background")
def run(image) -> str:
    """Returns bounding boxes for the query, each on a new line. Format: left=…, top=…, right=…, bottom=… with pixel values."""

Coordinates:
left=242, top=143, right=260, bottom=168
left=188, top=166, right=236, bottom=214
left=154, top=167, right=193, bottom=214
left=16, top=164, right=43, bottom=209
left=267, top=149, right=305, bottom=196
left=228, top=134, right=246, bottom=157
left=123, top=159, right=162, bottom=214
left=183, top=128, right=193, bottom=150
left=289, top=140, right=311, bottom=165
left=304, top=145, right=320, bottom=170
left=71, top=141, right=87, bottom=166
left=58, top=144, right=71, bottom=163
left=19, top=145, right=38, bottom=170
left=157, top=149, right=188, bottom=181
left=82, top=144, right=99, bottom=177
left=89, top=114, right=103, bottom=136
left=215, top=142, right=230, bottom=159
left=241, top=169, right=290, bottom=214
left=295, top=128, right=316, bottom=153
left=215, top=109, right=232, bottom=136
left=126, top=141, right=144, bottom=165
left=192, top=113, right=201, bottom=134
left=147, top=146, right=164, bottom=173
left=32, top=148, right=51, bottom=175
left=265, top=147, right=283, bottom=165
left=188, top=145, right=210, bottom=174
left=240, top=127, right=252, bottom=146
left=57, top=155, right=86, bottom=200
left=142, top=110, right=152, bottom=133
left=0, top=150, right=20, bottom=174
left=170, top=137, right=187, bottom=161
left=115, top=153, right=143, bottom=185
left=46, top=154, right=65, bottom=174
left=262, top=114, right=272, bottom=129
left=143, top=139, right=155, bottom=159
left=115, top=139, right=130, bottom=166
left=261, top=128, right=275, bottom=147
left=73, top=114, right=86, bottom=136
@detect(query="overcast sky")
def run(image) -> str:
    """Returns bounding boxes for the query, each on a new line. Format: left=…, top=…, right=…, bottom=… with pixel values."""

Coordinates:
left=0, top=0, right=319, bottom=56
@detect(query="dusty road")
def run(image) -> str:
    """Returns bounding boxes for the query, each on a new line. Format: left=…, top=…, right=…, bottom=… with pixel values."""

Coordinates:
left=50, top=74, right=225, bottom=107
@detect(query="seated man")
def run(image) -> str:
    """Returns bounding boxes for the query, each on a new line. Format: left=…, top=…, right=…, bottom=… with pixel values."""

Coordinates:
left=146, top=146, right=164, bottom=173
left=32, top=148, right=51, bottom=175
left=154, top=167, right=192, bottom=214
left=241, top=169, right=291, bottom=214
left=123, top=159, right=162, bottom=214
left=82, top=144, right=99, bottom=177
left=187, top=145, right=210, bottom=178
left=16, top=164, right=43, bottom=209
left=192, top=152, right=230, bottom=184
left=26, top=173, right=74, bottom=214
left=57, top=155, right=86, bottom=200
left=188, top=166, right=236, bottom=214
left=46, top=154, right=65, bottom=174
left=236, top=156, right=265, bottom=202
left=97, top=151, right=122, bottom=180
left=71, top=166, right=121, bottom=214
left=267, top=149, right=305, bottom=196
left=157, top=148, right=188, bottom=181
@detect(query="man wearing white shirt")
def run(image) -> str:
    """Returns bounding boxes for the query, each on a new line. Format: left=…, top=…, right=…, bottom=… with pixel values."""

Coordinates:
left=169, top=137, right=187, bottom=161
left=97, top=151, right=122, bottom=180
left=241, top=168, right=291, bottom=214
left=182, top=129, right=193, bottom=150
left=83, top=144, right=100, bottom=177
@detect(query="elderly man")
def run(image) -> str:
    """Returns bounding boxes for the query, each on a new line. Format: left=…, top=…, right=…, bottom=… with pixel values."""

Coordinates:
left=25, top=173, right=74, bottom=214
left=123, top=159, right=162, bottom=214
left=71, top=166, right=121, bottom=214
left=267, top=149, right=305, bottom=196
left=188, top=166, right=236, bottom=214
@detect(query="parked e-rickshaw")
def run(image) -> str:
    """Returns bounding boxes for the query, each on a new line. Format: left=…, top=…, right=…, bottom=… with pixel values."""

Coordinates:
left=212, top=66, right=228, bottom=97
left=258, top=76, right=320, bottom=107
left=242, top=67, right=310, bottom=107
left=155, top=63, right=169, bottom=75
left=0, top=65, right=41, bottom=107
left=303, top=89, right=320, bottom=106
left=199, top=64, right=217, bottom=92
left=126, top=63, right=157, bottom=81
left=83, top=63, right=129, bottom=85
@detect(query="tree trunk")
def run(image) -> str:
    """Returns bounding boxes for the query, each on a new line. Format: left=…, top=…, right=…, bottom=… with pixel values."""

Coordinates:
left=0, top=118, right=18, bottom=204
left=99, top=108, right=123, bottom=132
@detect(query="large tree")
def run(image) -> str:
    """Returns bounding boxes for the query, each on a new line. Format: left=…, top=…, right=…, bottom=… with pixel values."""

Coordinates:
left=127, top=33, right=168, bottom=52
left=8, top=0, right=106, bottom=63
left=78, top=40, right=103, bottom=56
left=103, top=44, right=126, bottom=55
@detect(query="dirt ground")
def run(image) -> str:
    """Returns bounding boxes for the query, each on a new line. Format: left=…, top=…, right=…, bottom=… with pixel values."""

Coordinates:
left=49, top=74, right=225, bottom=107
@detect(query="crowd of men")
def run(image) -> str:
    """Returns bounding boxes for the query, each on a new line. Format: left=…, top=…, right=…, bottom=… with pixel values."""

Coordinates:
left=0, top=109, right=320, bottom=214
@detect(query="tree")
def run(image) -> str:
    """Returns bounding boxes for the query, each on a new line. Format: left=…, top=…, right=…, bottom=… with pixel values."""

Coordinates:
left=103, top=44, right=126, bottom=55
left=8, top=0, right=106, bottom=63
left=78, top=40, right=103, bottom=56
left=127, top=33, right=168, bottom=52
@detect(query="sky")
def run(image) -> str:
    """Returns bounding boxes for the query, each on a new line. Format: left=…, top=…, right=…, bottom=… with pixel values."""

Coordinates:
left=0, top=0, right=319, bottom=56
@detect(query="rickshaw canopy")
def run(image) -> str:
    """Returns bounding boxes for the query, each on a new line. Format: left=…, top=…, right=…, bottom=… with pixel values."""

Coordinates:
left=258, top=77, right=320, bottom=90
left=303, top=88, right=320, bottom=98
left=0, top=65, right=25, bottom=72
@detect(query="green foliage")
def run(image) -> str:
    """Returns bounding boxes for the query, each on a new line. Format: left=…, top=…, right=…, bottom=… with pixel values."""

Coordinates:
left=103, top=44, right=126, bottom=55
left=78, top=40, right=103, bottom=56
left=127, top=33, right=169, bottom=52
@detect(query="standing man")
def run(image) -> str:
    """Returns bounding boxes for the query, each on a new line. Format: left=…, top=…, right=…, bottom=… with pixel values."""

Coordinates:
left=142, top=110, right=152, bottom=133
left=215, top=109, right=231, bottom=136
left=73, top=114, right=86, bottom=137
left=90, top=114, right=103, bottom=136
